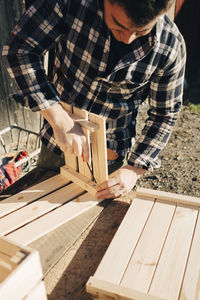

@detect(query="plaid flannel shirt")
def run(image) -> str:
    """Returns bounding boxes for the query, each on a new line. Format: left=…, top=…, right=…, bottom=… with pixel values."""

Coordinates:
left=2, top=0, right=186, bottom=170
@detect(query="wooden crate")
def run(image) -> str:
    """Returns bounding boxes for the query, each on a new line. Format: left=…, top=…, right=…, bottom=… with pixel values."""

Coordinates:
left=87, top=188, right=200, bottom=300
left=0, top=236, right=47, bottom=300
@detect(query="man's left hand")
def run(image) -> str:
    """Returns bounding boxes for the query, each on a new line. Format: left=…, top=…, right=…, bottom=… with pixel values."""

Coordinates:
left=96, top=165, right=146, bottom=199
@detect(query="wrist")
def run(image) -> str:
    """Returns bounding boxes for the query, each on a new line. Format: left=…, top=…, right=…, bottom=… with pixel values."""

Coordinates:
left=123, top=164, right=146, bottom=177
left=40, top=103, right=74, bottom=131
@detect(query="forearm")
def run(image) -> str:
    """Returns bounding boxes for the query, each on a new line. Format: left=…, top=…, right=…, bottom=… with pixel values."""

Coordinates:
left=2, top=0, right=66, bottom=111
left=128, top=108, right=181, bottom=170
left=40, top=103, right=74, bottom=132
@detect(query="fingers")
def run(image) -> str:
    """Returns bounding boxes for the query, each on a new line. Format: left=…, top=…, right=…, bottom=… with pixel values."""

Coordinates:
left=96, top=177, right=125, bottom=199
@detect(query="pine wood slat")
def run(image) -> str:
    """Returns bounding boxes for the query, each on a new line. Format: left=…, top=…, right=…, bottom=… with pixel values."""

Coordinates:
left=87, top=277, right=166, bottom=300
left=61, top=102, right=77, bottom=170
left=89, top=113, right=108, bottom=184
left=0, top=239, right=21, bottom=257
left=61, top=165, right=97, bottom=195
left=0, top=237, right=43, bottom=300
left=136, top=188, right=200, bottom=208
left=0, top=183, right=83, bottom=235
left=94, top=197, right=155, bottom=284
left=7, top=193, right=103, bottom=245
left=0, top=174, right=68, bottom=218
left=120, top=201, right=176, bottom=292
left=149, top=206, right=198, bottom=300
left=0, top=251, right=18, bottom=273
left=73, top=106, right=92, bottom=180
left=179, top=211, right=200, bottom=300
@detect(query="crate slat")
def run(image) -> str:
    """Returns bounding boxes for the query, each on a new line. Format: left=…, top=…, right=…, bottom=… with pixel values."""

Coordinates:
left=179, top=211, right=200, bottom=300
left=149, top=206, right=198, bottom=300
left=0, top=182, right=83, bottom=235
left=7, top=192, right=103, bottom=245
left=94, top=197, right=155, bottom=284
left=120, top=201, right=176, bottom=292
left=0, top=174, right=68, bottom=218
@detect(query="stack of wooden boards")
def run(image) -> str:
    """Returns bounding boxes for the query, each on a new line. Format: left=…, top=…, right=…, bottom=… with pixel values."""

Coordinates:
left=0, top=106, right=108, bottom=245
left=0, top=236, right=46, bottom=300
left=87, top=188, right=200, bottom=300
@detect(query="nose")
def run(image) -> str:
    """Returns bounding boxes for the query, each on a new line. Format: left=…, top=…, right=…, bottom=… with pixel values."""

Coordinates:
left=120, top=31, right=137, bottom=44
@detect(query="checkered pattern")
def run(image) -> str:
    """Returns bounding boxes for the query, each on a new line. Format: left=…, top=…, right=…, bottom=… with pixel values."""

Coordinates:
left=2, top=0, right=186, bottom=170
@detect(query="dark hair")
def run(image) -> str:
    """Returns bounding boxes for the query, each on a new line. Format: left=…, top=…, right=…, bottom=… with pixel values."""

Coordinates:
left=109, top=0, right=174, bottom=26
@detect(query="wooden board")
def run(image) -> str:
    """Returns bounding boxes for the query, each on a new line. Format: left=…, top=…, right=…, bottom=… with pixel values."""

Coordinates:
left=6, top=192, right=103, bottom=245
left=0, top=236, right=44, bottom=300
left=0, top=174, right=68, bottom=218
left=87, top=189, right=200, bottom=300
left=0, top=182, right=83, bottom=235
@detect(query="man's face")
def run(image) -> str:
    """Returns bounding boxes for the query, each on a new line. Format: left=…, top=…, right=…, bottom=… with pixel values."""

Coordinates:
left=104, top=0, right=159, bottom=44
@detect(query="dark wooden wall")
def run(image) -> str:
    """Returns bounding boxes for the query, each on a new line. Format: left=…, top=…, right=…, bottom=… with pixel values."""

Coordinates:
left=0, top=0, right=41, bottom=153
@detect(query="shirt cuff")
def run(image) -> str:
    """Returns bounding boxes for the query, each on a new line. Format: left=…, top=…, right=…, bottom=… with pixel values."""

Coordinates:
left=127, top=152, right=162, bottom=171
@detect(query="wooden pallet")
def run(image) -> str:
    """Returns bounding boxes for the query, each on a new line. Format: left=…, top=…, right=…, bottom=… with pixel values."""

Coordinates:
left=87, top=188, right=200, bottom=300
left=0, top=236, right=46, bottom=300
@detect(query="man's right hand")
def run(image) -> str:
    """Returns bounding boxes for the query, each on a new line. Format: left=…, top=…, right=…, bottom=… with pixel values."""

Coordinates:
left=40, top=103, right=90, bottom=162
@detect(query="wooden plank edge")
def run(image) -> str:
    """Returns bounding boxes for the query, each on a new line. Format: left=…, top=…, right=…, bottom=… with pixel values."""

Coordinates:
left=86, top=277, right=167, bottom=300
left=61, top=165, right=97, bottom=196
left=136, top=188, right=200, bottom=208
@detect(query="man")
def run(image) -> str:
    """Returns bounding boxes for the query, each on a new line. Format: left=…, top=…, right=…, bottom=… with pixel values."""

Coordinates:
left=2, top=0, right=186, bottom=199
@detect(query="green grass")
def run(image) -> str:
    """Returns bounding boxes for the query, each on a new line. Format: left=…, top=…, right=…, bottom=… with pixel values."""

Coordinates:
left=189, top=104, right=200, bottom=114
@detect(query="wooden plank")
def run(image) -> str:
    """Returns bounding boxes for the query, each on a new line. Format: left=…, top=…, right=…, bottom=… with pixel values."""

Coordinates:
left=136, top=188, right=200, bottom=208
left=149, top=206, right=198, bottom=300
left=0, top=182, right=83, bottom=235
left=30, top=199, right=110, bottom=275
left=24, top=281, right=47, bottom=300
left=73, top=106, right=92, bottom=179
left=86, top=277, right=167, bottom=300
left=0, top=174, right=68, bottom=218
left=0, top=239, right=21, bottom=257
left=61, top=165, right=97, bottom=195
left=0, top=238, right=43, bottom=300
left=0, top=264, right=11, bottom=283
left=61, top=102, right=77, bottom=170
left=7, top=193, right=104, bottom=245
left=121, top=201, right=176, bottom=292
left=94, top=197, right=155, bottom=284
left=179, top=211, right=200, bottom=300
left=89, top=113, right=108, bottom=184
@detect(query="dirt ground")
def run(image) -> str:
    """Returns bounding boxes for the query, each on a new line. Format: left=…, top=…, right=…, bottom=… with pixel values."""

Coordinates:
left=137, top=103, right=200, bottom=197
left=44, top=103, right=200, bottom=300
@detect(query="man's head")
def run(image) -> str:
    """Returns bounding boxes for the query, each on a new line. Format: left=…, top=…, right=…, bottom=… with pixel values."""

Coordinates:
left=104, top=0, right=174, bottom=44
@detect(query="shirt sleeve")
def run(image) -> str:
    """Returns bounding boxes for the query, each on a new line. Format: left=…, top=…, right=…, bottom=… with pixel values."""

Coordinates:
left=2, top=0, right=68, bottom=111
left=127, top=35, right=186, bottom=171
